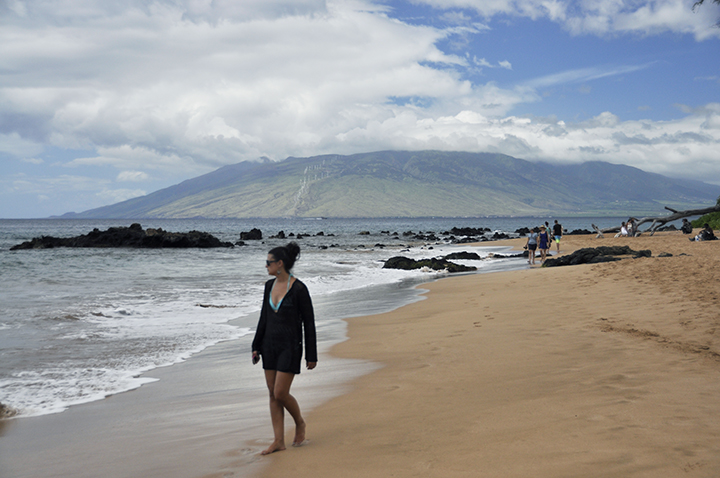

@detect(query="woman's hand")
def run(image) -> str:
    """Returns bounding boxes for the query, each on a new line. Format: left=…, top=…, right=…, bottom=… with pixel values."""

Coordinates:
left=307, top=361, right=317, bottom=370
left=252, top=351, right=260, bottom=365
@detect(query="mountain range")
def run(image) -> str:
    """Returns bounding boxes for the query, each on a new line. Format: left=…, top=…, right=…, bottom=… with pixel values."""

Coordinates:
left=62, top=151, right=720, bottom=218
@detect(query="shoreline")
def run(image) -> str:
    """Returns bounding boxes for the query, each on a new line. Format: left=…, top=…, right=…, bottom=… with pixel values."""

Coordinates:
left=2, top=231, right=718, bottom=477
left=259, top=231, right=720, bottom=477
left=0, top=265, right=443, bottom=478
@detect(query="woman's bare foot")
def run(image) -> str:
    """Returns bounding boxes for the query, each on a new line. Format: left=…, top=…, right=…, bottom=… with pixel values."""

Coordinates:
left=292, top=421, right=306, bottom=446
left=260, top=440, right=286, bottom=455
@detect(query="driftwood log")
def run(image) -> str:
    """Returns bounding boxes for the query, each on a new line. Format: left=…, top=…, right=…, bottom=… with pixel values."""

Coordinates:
left=592, top=204, right=720, bottom=238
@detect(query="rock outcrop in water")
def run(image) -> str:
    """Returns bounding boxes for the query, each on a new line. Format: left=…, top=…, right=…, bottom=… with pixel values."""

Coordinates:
left=383, top=256, right=477, bottom=273
left=239, top=228, right=263, bottom=240
left=444, top=251, right=482, bottom=260
left=9, top=223, right=234, bottom=250
left=0, top=402, right=18, bottom=418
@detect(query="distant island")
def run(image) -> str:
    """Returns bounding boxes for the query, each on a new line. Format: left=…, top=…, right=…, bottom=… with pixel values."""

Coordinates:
left=59, top=151, right=720, bottom=219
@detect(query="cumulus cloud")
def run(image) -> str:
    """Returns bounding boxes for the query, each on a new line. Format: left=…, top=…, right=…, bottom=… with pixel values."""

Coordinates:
left=1, top=1, right=483, bottom=167
left=0, top=133, right=44, bottom=157
left=68, top=146, right=200, bottom=174
left=334, top=106, right=720, bottom=183
left=0, top=0, right=718, bottom=218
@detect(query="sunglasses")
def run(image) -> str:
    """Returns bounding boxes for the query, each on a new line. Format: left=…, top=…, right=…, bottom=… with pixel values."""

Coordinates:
left=266, top=260, right=278, bottom=266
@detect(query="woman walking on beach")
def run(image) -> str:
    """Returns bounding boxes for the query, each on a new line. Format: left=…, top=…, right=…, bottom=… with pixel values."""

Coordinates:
left=525, top=227, right=539, bottom=265
left=252, top=242, right=317, bottom=455
left=538, top=225, right=550, bottom=263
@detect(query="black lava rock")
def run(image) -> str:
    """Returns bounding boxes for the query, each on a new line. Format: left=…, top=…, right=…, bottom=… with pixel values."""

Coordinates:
left=444, top=251, right=482, bottom=260
left=10, top=224, right=234, bottom=250
left=382, top=256, right=477, bottom=273
left=240, top=228, right=263, bottom=240
left=543, top=246, right=647, bottom=267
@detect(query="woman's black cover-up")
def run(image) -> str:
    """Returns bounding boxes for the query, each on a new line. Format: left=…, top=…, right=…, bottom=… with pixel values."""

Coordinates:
left=252, top=278, right=317, bottom=374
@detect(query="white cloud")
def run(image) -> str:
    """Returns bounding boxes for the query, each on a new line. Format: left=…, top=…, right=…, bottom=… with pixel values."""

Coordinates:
left=440, top=10, right=474, bottom=24
left=523, top=62, right=657, bottom=89
left=0, top=172, right=146, bottom=216
left=471, top=56, right=513, bottom=70
left=96, top=187, right=147, bottom=204
left=67, top=146, right=204, bottom=176
left=0, top=133, right=45, bottom=157
left=117, top=170, right=150, bottom=182
left=412, top=0, right=720, bottom=40
left=3, top=174, right=110, bottom=195
left=0, top=0, right=329, bottom=24
left=1, top=1, right=479, bottom=166
left=695, top=75, right=719, bottom=82
left=0, top=0, right=718, bottom=217
left=332, top=104, right=720, bottom=182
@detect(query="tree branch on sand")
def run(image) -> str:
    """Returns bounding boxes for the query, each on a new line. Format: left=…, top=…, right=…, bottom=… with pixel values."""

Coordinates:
left=592, top=203, right=720, bottom=238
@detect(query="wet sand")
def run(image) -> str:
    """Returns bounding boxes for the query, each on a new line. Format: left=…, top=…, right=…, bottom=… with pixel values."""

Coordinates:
left=0, top=334, right=267, bottom=478
left=0, top=317, right=373, bottom=478
left=259, top=231, right=720, bottom=477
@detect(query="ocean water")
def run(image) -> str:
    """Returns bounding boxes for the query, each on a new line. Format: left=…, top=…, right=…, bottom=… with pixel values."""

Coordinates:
left=0, top=216, right=626, bottom=418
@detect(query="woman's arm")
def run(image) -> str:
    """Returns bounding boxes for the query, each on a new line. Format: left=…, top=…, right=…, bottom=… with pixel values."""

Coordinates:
left=251, top=281, right=272, bottom=355
left=297, top=283, right=318, bottom=364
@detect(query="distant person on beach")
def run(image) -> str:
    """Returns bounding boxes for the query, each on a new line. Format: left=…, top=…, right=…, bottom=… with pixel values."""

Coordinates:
left=615, top=222, right=629, bottom=238
left=626, top=217, right=637, bottom=237
left=538, top=225, right=550, bottom=263
left=252, top=242, right=317, bottom=455
left=691, top=224, right=717, bottom=242
left=525, top=227, right=538, bottom=265
left=681, top=219, right=693, bottom=235
left=552, top=220, right=563, bottom=253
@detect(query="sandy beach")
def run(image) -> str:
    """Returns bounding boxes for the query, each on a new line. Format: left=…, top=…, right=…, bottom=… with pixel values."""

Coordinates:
left=2, top=229, right=719, bottom=478
left=259, top=231, right=720, bottom=478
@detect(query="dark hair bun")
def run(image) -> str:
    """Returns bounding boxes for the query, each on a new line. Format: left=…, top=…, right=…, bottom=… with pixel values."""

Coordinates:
left=284, top=241, right=300, bottom=262
left=268, top=241, right=301, bottom=271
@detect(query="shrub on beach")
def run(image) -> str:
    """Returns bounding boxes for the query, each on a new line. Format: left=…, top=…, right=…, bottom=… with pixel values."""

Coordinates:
left=690, top=195, right=720, bottom=230
left=691, top=212, right=720, bottom=230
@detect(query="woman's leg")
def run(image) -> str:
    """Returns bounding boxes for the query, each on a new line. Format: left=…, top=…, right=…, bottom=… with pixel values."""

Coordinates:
left=261, top=370, right=306, bottom=455
left=272, top=371, right=307, bottom=446
left=262, top=369, right=286, bottom=455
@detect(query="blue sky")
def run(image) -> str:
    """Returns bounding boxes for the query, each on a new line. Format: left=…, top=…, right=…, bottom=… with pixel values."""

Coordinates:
left=1, top=0, right=719, bottom=218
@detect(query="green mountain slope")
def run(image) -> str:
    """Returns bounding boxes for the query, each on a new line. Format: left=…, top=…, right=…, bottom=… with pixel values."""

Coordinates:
left=64, top=151, right=720, bottom=218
